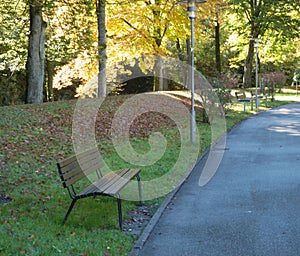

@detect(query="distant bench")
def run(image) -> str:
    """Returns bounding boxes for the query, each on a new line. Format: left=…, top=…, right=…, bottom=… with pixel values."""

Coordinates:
left=235, top=91, right=252, bottom=112
left=57, top=148, right=142, bottom=230
left=250, top=88, right=272, bottom=107
left=250, top=89, right=263, bottom=109
left=236, top=88, right=273, bottom=112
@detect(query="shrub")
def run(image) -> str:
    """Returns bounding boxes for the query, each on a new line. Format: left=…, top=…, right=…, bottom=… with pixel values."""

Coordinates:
left=263, top=72, right=287, bottom=92
left=208, top=73, right=236, bottom=113
left=0, top=70, right=26, bottom=105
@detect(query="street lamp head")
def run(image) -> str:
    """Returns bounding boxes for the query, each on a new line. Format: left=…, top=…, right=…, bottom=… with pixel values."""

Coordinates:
left=178, top=0, right=207, bottom=3
left=188, top=0, right=197, bottom=19
left=178, top=0, right=207, bottom=19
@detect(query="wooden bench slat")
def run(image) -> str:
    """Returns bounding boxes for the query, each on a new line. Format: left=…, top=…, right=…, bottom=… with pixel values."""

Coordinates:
left=77, top=169, right=140, bottom=197
left=77, top=169, right=130, bottom=197
left=60, top=163, right=101, bottom=187
left=103, top=169, right=140, bottom=195
left=92, top=169, right=131, bottom=193
left=60, top=156, right=100, bottom=175
left=105, top=175, right=135, bottom=195
left=59, top=148, right=99, bottom=168
left=62, top=159, right=102, bottom=180
left=59, top=151, right=101, bottom=173
left=57, top=149, right=104, bottom=187
left=235, top=91, right=250, bottom=102
left=64, top=168, right=97, bottom=187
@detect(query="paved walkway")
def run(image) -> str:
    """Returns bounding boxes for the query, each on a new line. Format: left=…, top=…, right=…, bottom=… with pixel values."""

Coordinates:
left=136, top=102, right=300, bottom=256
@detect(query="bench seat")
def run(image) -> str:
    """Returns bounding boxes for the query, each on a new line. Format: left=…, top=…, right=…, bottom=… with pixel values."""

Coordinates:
left=77, top=169, right=141, bottom=198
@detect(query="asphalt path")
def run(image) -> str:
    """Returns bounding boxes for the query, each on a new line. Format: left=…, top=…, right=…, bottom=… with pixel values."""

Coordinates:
left=137, top=102, right=300, bottom=256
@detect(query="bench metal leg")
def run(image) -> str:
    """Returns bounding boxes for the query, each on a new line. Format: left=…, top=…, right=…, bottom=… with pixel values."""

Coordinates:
left=243, top=101, right=247, bottom=113
left=62, top=199, right=77, bottom=225
left=136, top=174, right=143, bottom=206
left=117, top=196, right=122, bottom=230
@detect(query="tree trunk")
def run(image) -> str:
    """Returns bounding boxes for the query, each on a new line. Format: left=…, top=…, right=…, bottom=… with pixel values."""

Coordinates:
left=153, top=56, right=164, bottom=91
left=26, top=0, right=46, bottom=104
left=159, top=59, right=164, bottom=91
left=163, top=66, right=168, bottom=91
left=243, top=19, right=259, bottom=88
left=176, top=38, right=185, bottom=86
left=243, top=39, right=254, bottom=87
left=152, top=0, right=164, bottom=91
left=97, top=0, right=106, bottom=98
left=176, top=38, right=184, bottom=61
left=215, top=20, right=221, bottom=73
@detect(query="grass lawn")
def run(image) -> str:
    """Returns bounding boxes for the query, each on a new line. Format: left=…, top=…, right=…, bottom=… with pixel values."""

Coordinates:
left=0, top=92, right=298, bottom=255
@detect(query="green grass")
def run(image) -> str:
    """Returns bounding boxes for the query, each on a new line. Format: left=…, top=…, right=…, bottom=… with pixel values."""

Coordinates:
left=0, top=93, right=298, bottom=255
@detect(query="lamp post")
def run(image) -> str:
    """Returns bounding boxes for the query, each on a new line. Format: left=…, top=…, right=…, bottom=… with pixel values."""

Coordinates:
left=179, top=0, right=206, bottom=144
left=254, top=38, right=259, bottom=109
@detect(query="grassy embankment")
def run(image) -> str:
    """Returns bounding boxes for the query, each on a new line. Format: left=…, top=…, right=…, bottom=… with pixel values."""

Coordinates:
left=0, top=90, right=298, bottom=255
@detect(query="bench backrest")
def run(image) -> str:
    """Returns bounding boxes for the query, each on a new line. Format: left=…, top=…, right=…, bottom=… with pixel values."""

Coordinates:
left=57, top=148, right=103, bottom=188
left=250, top=89, right=261, bottom=97
left=235, top=91, right=246, bottom=101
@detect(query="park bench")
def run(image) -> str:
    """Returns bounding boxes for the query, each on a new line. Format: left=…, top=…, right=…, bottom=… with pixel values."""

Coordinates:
left=250, top=88, right=272, bottom=107
left=250, top=89, right=263, bottom=109
left=235, top=91, right=252, bottom=112
left=57, top=148, right=142, bottom=230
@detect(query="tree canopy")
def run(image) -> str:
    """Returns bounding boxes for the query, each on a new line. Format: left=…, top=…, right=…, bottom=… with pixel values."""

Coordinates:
left=0, top=0, right=299, bottom=104
left=228, top=0, right=300, bottom=86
